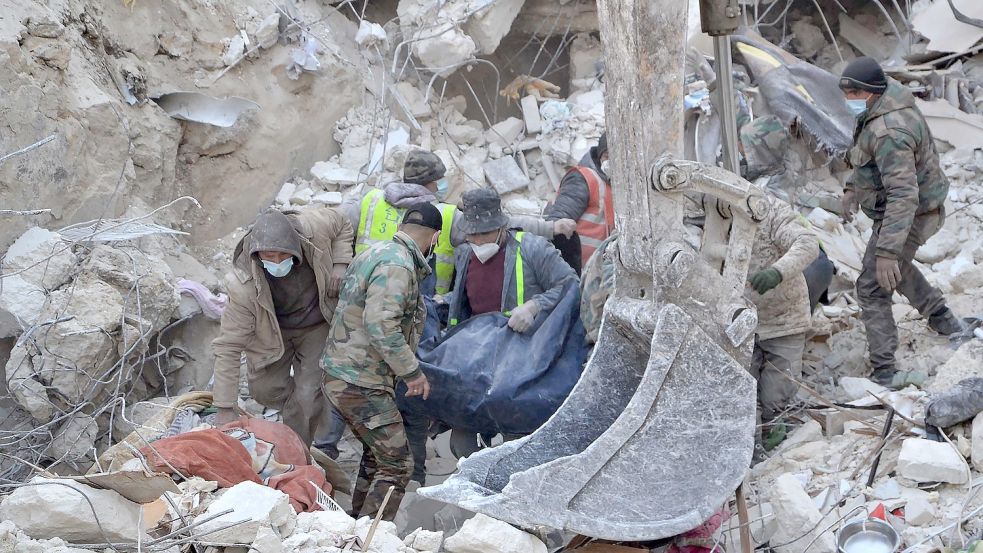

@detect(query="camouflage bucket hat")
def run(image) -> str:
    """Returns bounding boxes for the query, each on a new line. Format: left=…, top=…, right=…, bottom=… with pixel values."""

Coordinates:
left=403, top=150, right=446, bottom=185
left=460, top=188, right=509, bottom=234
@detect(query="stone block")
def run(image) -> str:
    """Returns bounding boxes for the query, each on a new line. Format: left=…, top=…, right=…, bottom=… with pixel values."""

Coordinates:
left=466, top=0, right=526, bottom=54
left=897, top=438, right=968, bottom=484
left=0, top=274, right=46, bottom=338
left=2, top=227, right=77, bottom=290
left=443, top=514, right=547, bottom=553
left=972, top=412, right=983, bottom=473
left=275, top=182, right=296, bottom=205
left=769, top=473, right=836, bottom=553
left=485, top=117, right=525, bottom=147
left=311, top=162, right=363, bottom=187
left=0, top=477, right=143, bottom=543
left=254, top=13, right=281, bottom=49
left=839, top=376, right=888, bottom=402
left=405, top=528, right=444, bottom=551
left=483, top=156, right=530, bottom=195
left=312, top=191, right=343, bottom=205
left=194, top=481, right=296, bottom=544
left=520, top=95, right=543, bottom=134
left=223, top=34, right=246, bottom=66
left=412, top=27, right=476, bottom=77
left=48, top=413, right=98, bottom=463
left=915, top=228, right=959, bottom=264
left=905, top=496, right=936, bottom=526
left=295, top=509, right=355, bottom=535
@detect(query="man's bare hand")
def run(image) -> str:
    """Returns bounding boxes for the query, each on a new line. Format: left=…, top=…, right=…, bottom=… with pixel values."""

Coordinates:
left=553, top=219, right=577, bottom=239
left=214, top=407, right=239, bottom=426
left=404, top=373, right=431, bottom=400
left=875, top=256, right=901, bottom=291
left=327, top=263, right=347, bottom=298
left=841, top=189, right=858, bottom=223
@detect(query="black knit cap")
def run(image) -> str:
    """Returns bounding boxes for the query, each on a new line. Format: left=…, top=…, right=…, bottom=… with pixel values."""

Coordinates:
left=401, top=202, right=443, bottom=231
left=596, top=133, right=608, bottom=157
left=839, top=57, right=887, bottom=93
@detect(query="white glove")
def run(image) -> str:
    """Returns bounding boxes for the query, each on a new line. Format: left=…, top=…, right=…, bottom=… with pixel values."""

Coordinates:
left=507, top=301, right=540, bottom=333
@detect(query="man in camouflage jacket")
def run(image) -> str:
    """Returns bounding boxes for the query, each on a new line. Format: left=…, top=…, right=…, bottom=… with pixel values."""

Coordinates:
left=320, top=203, right=441, bottom=521
left=839, top=57, right=964, bottom=388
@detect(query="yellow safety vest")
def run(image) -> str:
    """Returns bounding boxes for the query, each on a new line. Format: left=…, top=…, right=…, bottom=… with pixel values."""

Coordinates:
left=356, top=188, right=457, bottom=294
left=450, top=232, right=525, bottom=326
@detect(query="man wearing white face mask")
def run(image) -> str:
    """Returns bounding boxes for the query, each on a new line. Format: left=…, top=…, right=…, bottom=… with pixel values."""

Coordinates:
left=447, top=189, right=577, bottom=333
left=211, top=207, right=353, bottom=448
left=340, top=150, right=570, bottom=296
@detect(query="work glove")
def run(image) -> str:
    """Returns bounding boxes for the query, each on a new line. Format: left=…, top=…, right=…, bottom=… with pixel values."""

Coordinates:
left=840, top=189, right=859, bottom=223
left=875, top=256, right=901, bottom=291
left=749, top=267, right=783, bottom=295
left=326, top=263, right=347, bottom=298
left=553, top=219, right=577, bottom=239
left=404, top=372, right=431, bottom=400
left=507, top=301, right=540, bottom=333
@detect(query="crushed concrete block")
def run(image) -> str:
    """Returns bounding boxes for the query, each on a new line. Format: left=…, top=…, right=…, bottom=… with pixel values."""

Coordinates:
left=791, top=19, right=827, bottom=58
left=223, top=34, right=246, bottom=65
left=466, top=0, right=526, bottom=54
left=897, top=438, right=969, bottom=484
left=2, top=227, right=77, bottom=290
left=48, top=413, right=98, bottom=463
left=355, top=516, right=404, bottom=553
left=948, top=253, right=983, bottom=293
left=781, top=419, right=823, bottom=451
left=275, top=182, right=296, bottom=205
left=412, top=27, right=476, bottom=77
left=355, top=20, right=388, bottom=48
left=253, top=524, right=284, bottom=553
left=405, top=528, right=444, bottom=551
left=0, top=477, right=143, bottom=543
left=443, top=514, right=547, bottom=553
left=972, top=412, right=983, bottom=473
left=26, top=15, right=65, bottom=38
left=905, top=495, right=936, bottom=526
left=295, top=509, right=356, bottom=535
left=83, top=245, right=179, bottom=330
left=5, top=346, right=52, bottom=422
left=839, top=376, right=889, bottom=402
left=485, top=117, right=525, bottom=147
left=194, top=481, right=296, bottom=545
left=312, top=191, right=343, bottom=205
left=290, top=187, right=314, bottom=206
left=915, top=228, right=959, bottom=264
left=311, top=162, right=363, bottom=186
left=769, top=473, right=836, bottom=553
left=520, top=95, right=543, bottom=134
left=483, top=156, right=530, bottom=195
left=254, top=13, right=281, bottom=49
left=0, top=274, right=46, bottom=338
left=927, top=340, right=983, bottom=393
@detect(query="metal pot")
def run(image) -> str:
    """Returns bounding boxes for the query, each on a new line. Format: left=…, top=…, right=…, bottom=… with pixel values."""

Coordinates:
left=837, top=519, right=901, bottom=553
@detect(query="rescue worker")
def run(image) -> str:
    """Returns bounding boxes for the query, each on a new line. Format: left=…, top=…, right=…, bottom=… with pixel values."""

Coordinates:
left=839, top=57, right=965, bottom=388
left=321, top=203, right=441, bottom=521
left=447, top=188, right=578, bottom=331
left=340, top=150, right=573, bottom=295
left=543, top=133, right=614, bottom=273
left=211, top=207, right=353, bottom=448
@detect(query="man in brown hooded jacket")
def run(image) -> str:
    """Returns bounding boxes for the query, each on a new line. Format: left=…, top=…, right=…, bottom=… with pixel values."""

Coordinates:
left=211, top=207, right=354, bottom=447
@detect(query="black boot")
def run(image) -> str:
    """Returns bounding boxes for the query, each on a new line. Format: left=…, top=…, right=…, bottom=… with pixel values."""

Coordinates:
left=928, top=307, right=966, bottom=336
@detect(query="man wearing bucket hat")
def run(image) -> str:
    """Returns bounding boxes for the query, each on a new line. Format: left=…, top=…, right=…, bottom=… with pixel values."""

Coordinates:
left=340, top=150, right=573, bottom=296
left=446, top=188, right=577, bottom=332
left=838, top=56, right=966, bottom=389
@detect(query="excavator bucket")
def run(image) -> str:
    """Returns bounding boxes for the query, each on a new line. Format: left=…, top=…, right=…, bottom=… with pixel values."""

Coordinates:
left=419, top=0, right=767, bottom=541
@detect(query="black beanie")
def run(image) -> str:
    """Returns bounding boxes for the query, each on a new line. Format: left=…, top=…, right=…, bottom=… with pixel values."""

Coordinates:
left=596, top=133, right=608, bottom=157
left=839, top=57, right=887, bottom=93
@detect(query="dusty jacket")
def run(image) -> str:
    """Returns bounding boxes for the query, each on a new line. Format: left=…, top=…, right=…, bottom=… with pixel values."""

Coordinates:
left=340, top=182, right=556, bottom=245
left=447, top=230, right=577, bottom=324
left=543, top=148, right=607, bottom=221
left=846, top=80, right=949, bottom=259
left=321, top=232, right=430, bottom=392
left=748, top=197, right=820, bottom=341
left=211, top=208, right=355, bottom=408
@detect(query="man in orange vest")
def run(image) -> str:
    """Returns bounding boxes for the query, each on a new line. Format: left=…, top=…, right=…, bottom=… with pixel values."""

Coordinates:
left=544, top=133, right=614, bottom=274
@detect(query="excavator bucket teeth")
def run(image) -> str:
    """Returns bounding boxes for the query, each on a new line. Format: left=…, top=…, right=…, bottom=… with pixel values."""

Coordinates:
left=417, top=298, right=756, bottom=541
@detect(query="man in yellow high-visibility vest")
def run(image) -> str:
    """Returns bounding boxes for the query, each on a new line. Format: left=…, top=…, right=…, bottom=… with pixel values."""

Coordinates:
left=340, top=151, right=575, bottom=296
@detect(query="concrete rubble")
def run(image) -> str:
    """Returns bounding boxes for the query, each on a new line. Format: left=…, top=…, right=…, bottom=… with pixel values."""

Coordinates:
left=0, top=0, right=982, bottom=552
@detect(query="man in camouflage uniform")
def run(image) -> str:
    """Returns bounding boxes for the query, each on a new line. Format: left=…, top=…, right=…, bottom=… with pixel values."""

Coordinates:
left=579, top=233, right=617, bottom=344
left=320, top=203, right=441, bottom=520
left=839, top=57, right=965, bottom=388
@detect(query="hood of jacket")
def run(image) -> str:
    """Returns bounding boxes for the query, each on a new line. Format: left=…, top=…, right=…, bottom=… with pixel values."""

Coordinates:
left=384, top=181, right=437, bottom=208
left=234, top=210, right=303, bottom=275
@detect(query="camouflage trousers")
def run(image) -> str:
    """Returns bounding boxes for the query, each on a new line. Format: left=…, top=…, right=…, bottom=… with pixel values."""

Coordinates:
left=749, top=333, right=804, bottom=421
left=322, top=377, right=412, bottom=521
left=858, top=210, right=947, bottom=370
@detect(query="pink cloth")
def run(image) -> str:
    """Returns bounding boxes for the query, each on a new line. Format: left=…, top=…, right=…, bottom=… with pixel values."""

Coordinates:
left=667, top=505, right=731, bottom=553
left=177, top=278, right=228, bottom=320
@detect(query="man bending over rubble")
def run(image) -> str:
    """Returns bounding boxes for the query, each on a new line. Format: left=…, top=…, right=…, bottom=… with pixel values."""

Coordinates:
left=340, top=150, right=573, bottom=296
left=211, top=207, right=353, bottom=450
left=839, top=57, right=966, bottom=388
left=321, top=204, right=440, bottom=520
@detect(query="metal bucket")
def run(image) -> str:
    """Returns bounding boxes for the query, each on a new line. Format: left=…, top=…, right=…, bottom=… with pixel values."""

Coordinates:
left=837, top=519, right=900, bottom=553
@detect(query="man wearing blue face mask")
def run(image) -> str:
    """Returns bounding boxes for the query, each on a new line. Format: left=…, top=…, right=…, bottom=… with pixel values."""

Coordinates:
left=446, top=189, right=577, bottom=332
left=211, top=207, right=354, bottom=450
left=839, top=57, right=965, bottom=389
left=341, top=150, right=571, bottom=296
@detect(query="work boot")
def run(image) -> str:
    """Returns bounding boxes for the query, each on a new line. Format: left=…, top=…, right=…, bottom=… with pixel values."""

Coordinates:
left=870, top=367, right=926, bottom=390
left=927, top=307, right=966, bottom=336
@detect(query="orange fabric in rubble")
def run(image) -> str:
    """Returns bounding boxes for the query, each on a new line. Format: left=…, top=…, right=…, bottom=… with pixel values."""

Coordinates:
left=268, top=464, right=332, bottom=513
left=140, top=428, right=261, bottom=488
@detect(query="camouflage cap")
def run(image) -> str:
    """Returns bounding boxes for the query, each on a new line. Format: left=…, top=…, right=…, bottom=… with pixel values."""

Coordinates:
left=460, top=188, right=510, bottom=234
left=403, top=150, right=446, bottom=185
